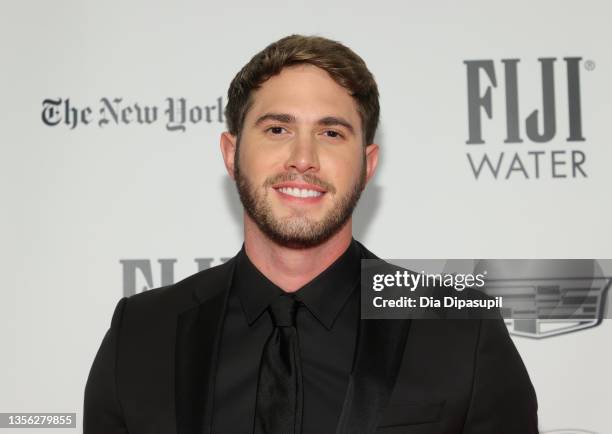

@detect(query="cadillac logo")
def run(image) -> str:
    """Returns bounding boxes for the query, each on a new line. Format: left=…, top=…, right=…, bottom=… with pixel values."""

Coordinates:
left=477, top=260, right=610, bottom=339
left=487, top=276, right=610, bottom=338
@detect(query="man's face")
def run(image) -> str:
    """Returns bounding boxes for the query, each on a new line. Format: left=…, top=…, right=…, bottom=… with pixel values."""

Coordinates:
left=226, top=64, right=377, bottom=248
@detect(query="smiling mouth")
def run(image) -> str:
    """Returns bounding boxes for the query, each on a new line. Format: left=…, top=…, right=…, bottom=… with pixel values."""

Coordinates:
left=275, top=187, right=324, bottom=198
left=271, top=180, right=328, bottom=201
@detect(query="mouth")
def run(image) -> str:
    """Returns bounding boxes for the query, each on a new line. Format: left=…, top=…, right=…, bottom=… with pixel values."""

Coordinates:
left=271, top=182, right=327, bottom=202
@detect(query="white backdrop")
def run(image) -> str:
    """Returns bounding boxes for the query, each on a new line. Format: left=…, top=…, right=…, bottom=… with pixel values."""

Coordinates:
left=2, top=1, right=611, bottom=433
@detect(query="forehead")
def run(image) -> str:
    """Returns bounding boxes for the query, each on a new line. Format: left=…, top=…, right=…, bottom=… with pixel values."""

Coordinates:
left=244, top=64, right=362, bottom=127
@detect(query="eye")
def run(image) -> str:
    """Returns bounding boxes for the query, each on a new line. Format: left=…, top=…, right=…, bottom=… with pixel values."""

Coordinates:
left=265, top=126, right=287, bottom=135
left=323, top=130, right=343, bottom=139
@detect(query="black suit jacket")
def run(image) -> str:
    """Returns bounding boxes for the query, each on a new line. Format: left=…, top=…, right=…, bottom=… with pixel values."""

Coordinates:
left=84, top=242, right=538, bottom=434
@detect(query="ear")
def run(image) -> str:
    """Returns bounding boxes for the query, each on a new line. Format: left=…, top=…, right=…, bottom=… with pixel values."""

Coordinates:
left=364, top=143, right=379, bottom=185
left=220, top=132, right=238, bottom=180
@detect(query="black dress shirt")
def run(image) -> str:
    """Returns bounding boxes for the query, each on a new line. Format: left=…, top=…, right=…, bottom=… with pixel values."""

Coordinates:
left=212, top=238, right=362, bottom=434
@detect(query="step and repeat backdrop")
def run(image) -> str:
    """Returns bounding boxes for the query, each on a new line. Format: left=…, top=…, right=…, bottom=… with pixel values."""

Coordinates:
left=2, top=1, right=611, bottom=433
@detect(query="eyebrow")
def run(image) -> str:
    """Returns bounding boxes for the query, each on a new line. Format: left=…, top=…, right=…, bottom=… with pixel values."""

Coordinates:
left=254, top=113, right=355, bottom=135
left=254, top=113, right=296, bottom=126
left=318, top=116, right=355, bottom=135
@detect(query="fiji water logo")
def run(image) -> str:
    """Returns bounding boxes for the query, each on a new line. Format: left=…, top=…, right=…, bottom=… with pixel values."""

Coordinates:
left=464, top=57, right=595, bottom=180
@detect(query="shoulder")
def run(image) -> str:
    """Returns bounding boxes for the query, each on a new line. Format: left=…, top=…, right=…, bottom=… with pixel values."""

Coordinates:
left=354, top=239, right=380, bottom=260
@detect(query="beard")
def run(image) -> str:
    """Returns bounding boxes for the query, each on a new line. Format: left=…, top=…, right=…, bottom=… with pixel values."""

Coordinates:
left=234, top=148, right=366, bottom=249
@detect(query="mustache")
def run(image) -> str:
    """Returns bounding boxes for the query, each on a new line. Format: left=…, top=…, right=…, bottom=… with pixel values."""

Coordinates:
left=263, top=172, right=336, bottom=194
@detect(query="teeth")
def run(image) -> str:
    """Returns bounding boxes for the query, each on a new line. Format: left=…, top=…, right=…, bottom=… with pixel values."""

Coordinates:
left=278, top=187, right=323, bottom=198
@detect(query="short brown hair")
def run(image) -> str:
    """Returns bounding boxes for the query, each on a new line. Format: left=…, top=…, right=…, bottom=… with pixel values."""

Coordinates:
left=225, top=34, right=380, bottom=145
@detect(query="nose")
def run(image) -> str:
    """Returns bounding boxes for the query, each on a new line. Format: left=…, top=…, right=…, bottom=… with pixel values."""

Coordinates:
left=284, top=132, right=320, bottom=174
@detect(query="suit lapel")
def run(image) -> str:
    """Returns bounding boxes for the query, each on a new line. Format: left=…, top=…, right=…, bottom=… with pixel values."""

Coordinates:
left=335, top=243, right=412, bottom=434
left=175, top=257, right=236, bottom=434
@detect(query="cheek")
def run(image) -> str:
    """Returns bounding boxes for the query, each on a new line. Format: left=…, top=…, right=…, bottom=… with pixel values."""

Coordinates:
left=322, top=150, right=363, bottom=185
left=239, top=142, right=286, bottom=179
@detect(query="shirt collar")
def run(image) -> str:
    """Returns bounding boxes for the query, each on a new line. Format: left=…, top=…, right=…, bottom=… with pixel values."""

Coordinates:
left=232, top=238, right=362, bottom=330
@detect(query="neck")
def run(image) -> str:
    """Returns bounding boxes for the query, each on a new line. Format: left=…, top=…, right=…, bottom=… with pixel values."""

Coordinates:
left=243, top=213, right=354, bottom=292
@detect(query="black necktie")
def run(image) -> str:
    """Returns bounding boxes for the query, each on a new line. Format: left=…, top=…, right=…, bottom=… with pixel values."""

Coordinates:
left=253, top=294, right=303, bottom=434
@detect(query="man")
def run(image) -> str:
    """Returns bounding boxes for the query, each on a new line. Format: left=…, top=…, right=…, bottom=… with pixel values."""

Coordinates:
left=84, top=35, right=538, bottom=434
